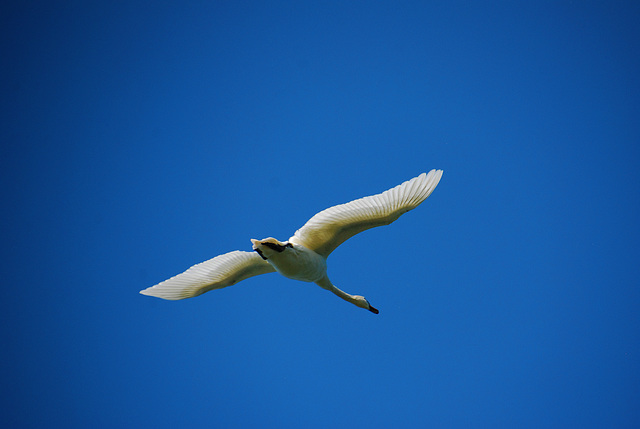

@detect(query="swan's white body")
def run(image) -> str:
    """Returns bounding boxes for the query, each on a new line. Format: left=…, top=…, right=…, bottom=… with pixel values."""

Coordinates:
left=140, top=169, right=443, bottom=313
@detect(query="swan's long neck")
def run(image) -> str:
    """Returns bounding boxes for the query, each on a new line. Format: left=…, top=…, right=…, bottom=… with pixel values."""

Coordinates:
left=315, top=276, right=364, bottom=309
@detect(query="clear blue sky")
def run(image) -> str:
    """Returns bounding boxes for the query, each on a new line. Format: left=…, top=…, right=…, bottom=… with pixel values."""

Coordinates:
left=2, top=1, right=639, bottom=428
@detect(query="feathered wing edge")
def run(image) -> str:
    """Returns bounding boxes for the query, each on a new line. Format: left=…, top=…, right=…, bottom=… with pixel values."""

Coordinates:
left=140, top=250, right=275, bottom=300
left=290, top=169, right=443, bottom=257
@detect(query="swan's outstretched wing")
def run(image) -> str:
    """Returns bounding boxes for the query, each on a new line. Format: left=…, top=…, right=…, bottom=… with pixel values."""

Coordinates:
left=140, top=250, right=275, bottom=300
left=289, top=170, right=443, bottom=258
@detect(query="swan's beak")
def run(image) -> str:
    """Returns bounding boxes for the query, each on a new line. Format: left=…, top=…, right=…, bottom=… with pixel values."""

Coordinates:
left=251, top=239, right=268, bottom=260
left=368, top=304, right=379, bottom=314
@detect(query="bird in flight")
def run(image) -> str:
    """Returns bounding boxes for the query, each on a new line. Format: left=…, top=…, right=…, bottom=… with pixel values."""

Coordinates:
left=140, top=170, right=443, bottom=313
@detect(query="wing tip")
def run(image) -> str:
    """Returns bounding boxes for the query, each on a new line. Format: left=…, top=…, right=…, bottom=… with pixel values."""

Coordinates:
left=404, top=169, right=442, bottom=205
left=424, top=169, right=443, bottom=191
left=425, top=168, right=443, bottom=179
left=139, top=286, right=185, bottom=300
left=139, top=287, right=157, bottom=297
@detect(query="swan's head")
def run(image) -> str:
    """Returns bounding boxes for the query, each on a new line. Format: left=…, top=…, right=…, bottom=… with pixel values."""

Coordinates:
left=251, top=237, right=293, bottom=260
left=354, top=295, right=379, bottom=314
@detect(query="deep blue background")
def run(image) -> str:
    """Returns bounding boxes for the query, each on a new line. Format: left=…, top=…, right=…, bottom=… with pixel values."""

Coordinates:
left=2, top=1, right=639, bottom=427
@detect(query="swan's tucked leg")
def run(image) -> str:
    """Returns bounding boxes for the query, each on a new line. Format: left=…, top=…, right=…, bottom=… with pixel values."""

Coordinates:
left=315, top=276, right=379, bottom=314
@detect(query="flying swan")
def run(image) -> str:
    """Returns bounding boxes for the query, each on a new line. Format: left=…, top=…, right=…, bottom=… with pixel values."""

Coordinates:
left=140, top=169, right=443, bottom=313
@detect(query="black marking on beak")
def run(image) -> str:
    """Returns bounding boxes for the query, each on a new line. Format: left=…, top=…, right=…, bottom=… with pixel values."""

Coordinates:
left=263, top=242, right=288, bottom=253
left=255, top=248, right=267, bottom=260
left=368, top=304, right=379, bottom=314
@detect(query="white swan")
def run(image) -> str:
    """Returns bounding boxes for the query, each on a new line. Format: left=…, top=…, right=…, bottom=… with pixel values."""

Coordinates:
left=140, top=169, right=443, bottom=313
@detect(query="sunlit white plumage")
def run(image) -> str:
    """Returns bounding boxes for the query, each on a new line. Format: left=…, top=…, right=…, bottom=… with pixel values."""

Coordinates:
left=140, top=169, right=443, bottom=313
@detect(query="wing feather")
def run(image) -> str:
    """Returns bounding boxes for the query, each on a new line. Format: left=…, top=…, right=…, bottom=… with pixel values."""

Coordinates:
left=140, top=250, right=275, bottom=300
left=289, top=170, right=443, bottom=257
